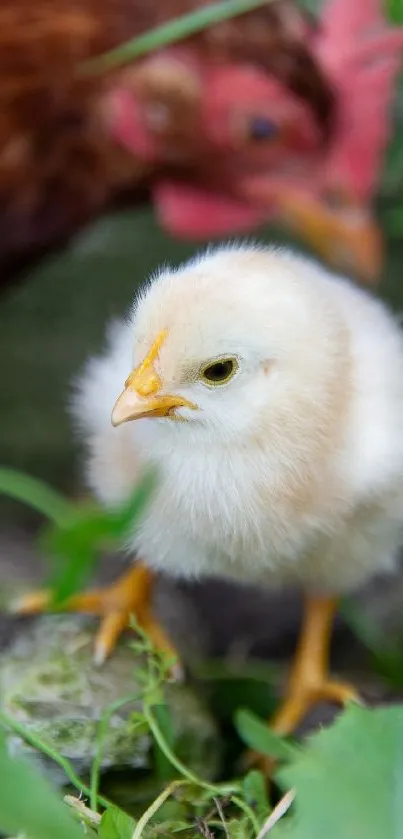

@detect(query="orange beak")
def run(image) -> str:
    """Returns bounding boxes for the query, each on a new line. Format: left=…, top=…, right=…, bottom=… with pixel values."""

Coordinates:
left=241, top=177, right=383, bottom=284
left=276, top=191, right=383, bottom=285
left=111, top=330, right=197, bottom=427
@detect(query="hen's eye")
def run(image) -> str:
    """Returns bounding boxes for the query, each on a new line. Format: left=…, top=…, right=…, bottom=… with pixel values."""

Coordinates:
left=249, top=116, right=278, bottom=141
left=201, top=358, right=238, bottom=385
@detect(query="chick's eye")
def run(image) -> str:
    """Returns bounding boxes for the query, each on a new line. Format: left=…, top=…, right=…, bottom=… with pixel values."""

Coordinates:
left=201, top=358, right=238, bottom=385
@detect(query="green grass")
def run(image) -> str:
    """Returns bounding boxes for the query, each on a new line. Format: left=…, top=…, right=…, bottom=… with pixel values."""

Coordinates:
left=2, top=467, right=403, bottom=838
left=2, top=623, right=403, bottom=839
left=0, top=616, right=267, bottom=839
left=0, top=466, right=156, bottom=605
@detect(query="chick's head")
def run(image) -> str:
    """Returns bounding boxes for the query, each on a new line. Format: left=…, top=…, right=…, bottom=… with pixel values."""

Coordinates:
left=112, top=245, right=348, bottom=447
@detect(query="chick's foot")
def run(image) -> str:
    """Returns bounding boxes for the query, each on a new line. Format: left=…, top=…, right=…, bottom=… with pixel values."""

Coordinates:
left=12, top=563, right=179, bottom=670
left=247, top=595, right=360, bottom=776
left=271, top=595, right=360, bottom=733
left=270, top=675, right=359, bottom=736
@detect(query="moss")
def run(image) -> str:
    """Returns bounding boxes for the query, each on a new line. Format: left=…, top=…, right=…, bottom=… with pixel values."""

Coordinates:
left=1, top=614, right=221, bottom=789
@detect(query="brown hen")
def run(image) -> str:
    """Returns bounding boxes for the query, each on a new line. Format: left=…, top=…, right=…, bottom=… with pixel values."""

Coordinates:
left=0, top=0, right=333, bottom=285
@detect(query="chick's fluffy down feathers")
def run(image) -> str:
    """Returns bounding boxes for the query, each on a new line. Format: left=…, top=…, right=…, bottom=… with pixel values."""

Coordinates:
left=73, top=246, right=403, bottom=595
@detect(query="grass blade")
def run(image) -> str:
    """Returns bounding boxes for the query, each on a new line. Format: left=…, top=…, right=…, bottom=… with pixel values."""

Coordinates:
left=82, top=0, right=272, bottom=74
left=235, top=708, right=298, bottom=762
left=0, top=467, right=73, bottom=525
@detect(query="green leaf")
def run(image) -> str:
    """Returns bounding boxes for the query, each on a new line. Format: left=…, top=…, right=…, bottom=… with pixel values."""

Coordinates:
left=242, top=769, right=271, bottom=824
left=110, top=467, right=157, bottom=538
left=275, top=704, right=403, bottom=839
left=99, top=806, right=136, bottom=839
left=341, top=600, right=403, bottom=688
left=0, top=467, right=73, bottom=524
left=82, top=0, right=270, bottom=74
left=46, top=469, right=157, bottom=604
left=0, top=728, right=84, bottom=839
left=225, top=816, right=252, bottom=839
left=152, top=703, right=177, bottom=782
left=382, top=204, right=403, bottom=239
left=386, top=0, right=403, bottom=24
left=0, top=465, right=155, bottom=605
left=379, top=68, right=403, bottom=196
left=43, top=511, right=101, bottom=606
left=235, top=708, right=298, bottom=762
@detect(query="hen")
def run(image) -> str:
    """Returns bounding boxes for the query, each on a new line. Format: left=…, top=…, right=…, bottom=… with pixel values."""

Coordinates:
left=0, top=0, right=330, bottom=281
left=18, top=244, right=403, bottom=748
left=2, top=0, right=402, bottom=287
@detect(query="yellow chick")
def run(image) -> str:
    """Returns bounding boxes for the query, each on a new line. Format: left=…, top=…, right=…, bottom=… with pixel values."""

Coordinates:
left=18, top=244, right=403, bottom=738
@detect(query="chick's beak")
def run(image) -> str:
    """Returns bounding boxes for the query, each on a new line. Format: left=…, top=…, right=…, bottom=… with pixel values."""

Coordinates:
left=111, top=385, right=195, bottom=426
left=111, top=331, right=196, bottom=427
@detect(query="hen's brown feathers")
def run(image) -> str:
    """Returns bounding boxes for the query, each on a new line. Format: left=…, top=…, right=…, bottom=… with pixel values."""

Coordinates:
left=0, top=0, right=333, bottom=280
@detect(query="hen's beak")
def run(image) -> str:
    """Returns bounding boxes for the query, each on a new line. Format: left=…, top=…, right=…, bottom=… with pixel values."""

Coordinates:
left=276, top=191, right=383, bottom=284
left=111, top=330, right=196, bottom=427
left=241, top=177, right=383, bottom=284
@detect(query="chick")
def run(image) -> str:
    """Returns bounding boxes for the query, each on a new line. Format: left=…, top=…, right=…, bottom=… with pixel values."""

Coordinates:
left=18, top=244, right=403, bottom=737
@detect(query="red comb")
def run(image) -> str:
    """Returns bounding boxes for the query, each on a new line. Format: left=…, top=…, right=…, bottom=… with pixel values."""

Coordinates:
left=316, top=0, right=403, bottom=200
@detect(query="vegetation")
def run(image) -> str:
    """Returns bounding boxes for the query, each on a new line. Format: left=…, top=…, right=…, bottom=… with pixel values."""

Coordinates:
left=1, top=466, right=403, bottom=838
left=3, top=689, right=402, bottom=839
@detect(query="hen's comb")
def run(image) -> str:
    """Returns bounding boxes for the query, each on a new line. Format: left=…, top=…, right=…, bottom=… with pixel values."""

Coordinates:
left=317, top=0, right=403, bottom=200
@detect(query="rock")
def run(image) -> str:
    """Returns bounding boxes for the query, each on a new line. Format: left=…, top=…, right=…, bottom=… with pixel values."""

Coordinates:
left=0, top=614, right=221, bottom=790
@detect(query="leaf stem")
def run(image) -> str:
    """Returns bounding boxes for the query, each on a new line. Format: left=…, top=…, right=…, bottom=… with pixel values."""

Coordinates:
left=0, top=711, right=110, bottom=809
left=144, top=703, right=260, bottom=835
left=90, top=694, right=141, bottom=812
left=131, top=780, right=188, bottom=839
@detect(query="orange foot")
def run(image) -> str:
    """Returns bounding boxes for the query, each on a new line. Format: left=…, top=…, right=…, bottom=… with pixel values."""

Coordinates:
left=248, top=596, right=360, bottom=775
left=12, top=563, right=179, bottom=670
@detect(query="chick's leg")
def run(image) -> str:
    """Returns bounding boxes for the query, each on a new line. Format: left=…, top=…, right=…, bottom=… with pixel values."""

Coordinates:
left=14, top=563, right=178, bottom=667
left=271, top=595, right=359, bottom=736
